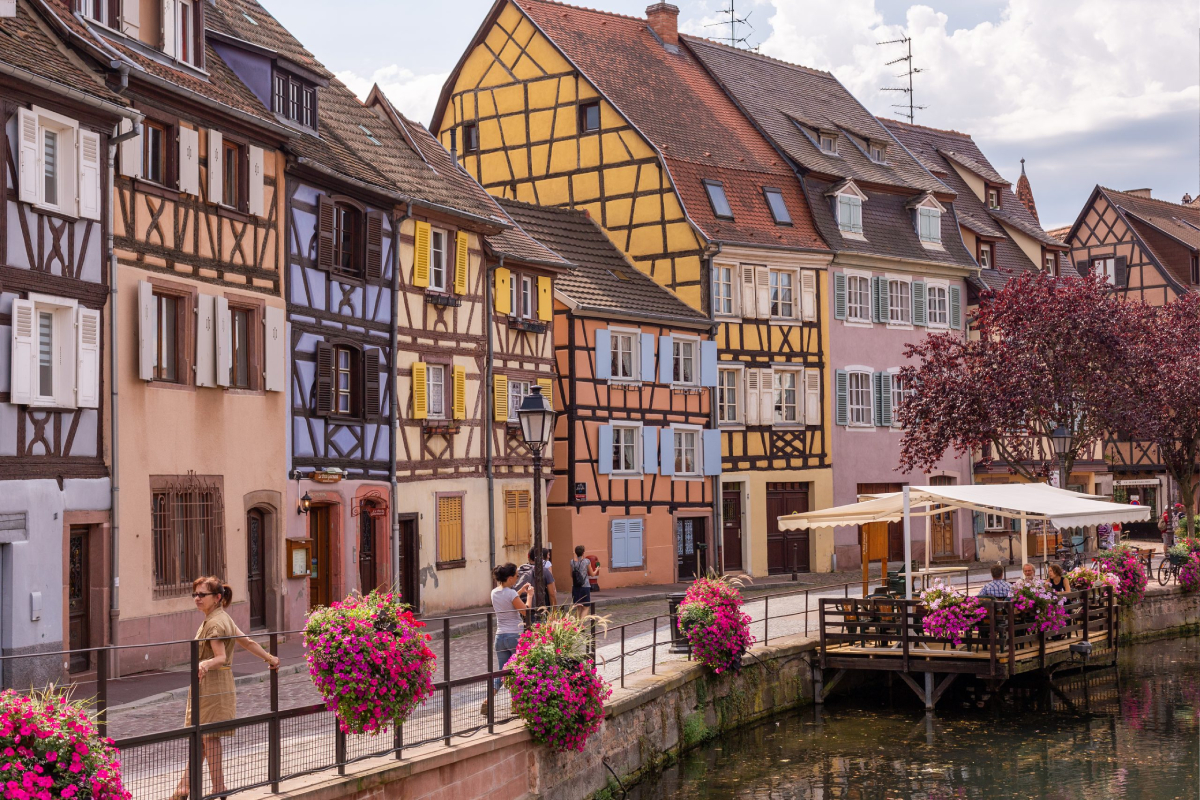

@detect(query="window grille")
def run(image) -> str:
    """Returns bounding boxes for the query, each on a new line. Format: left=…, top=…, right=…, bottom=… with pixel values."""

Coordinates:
left=152, top=473, right=226, bottom=597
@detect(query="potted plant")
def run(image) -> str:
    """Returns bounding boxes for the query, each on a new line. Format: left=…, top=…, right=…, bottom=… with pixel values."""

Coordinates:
left=304, top=590, right=436, bottom=735
left=1179, top=553, right=1200, bottom=593
left=918, top=579, right=988, bottom=646
left=1010, top=578, right=1069, bottom=634
left=1093, top=544, right=1149, bottom=604
left=677, top=573, right=755, bottom=674
left=1066, top=565, right=1121, bottom=594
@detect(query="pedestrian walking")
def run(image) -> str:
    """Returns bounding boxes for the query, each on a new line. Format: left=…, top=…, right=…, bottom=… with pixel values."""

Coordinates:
left=172, top=576, right=279, bottom=800
left=481, top=563, right=531, bottom=717
left=515, top=546, right=557, bottom=609
left=570, top=545, right=599, bottom=608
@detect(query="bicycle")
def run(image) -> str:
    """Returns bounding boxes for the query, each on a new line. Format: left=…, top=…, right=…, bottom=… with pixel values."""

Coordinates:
left=1054, top=534, right=1087, bottom=573
left=1158, top=554, right=1185, bottom=585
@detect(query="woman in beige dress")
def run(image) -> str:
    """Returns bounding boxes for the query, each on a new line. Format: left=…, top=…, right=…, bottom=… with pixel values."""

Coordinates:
left=172, top=576, right=279, bottom=799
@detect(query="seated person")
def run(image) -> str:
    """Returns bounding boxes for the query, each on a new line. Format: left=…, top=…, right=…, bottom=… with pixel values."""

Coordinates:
left=978, top=563, right=1013, bottom=599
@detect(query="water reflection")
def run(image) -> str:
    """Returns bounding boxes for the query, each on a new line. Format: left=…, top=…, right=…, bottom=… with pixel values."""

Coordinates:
left=629, top=637, right=1200, bottom=799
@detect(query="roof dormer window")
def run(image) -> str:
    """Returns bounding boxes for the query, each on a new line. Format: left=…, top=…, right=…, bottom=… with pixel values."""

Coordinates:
left=162, top=0, right=203, bottom=68
left=870, top=144, right=887, bottom=164
left=76, top=0, right=113, bottom=26
left=909, top=194, right=946, bottom=246
left=827, top=181, right=868, bottom=238
left=820, top=134, right=838, bottom=154
left=987, top=186, right=1001, bottom=209
left=273, top=71, right=318, bottom=130
left=703, top=179, right=733, bottom=220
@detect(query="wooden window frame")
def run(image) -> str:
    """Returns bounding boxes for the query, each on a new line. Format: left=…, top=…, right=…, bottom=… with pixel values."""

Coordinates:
left=978, top=241, right=992, bottom=269
left=220, top=138, right=248, bottom=211
left=507, top=377, right=532, bottom=423
left=428, top=228, right=448, bottom=292
left=151, top=288, right=188, bottom=385
left=142, top=119, right=172, bottom=188
left=332, top=343, right=361, bottom=418
left=986, top=185, right=1001, bottom=210
left=712, top=264, right=735, bottom=316
left=611, top=422, right=642, bottom=476
left=672, top=336, right=699, bottom=387
left=819, top=133, right=838, bottom=154
left=846, top=369, right=874, bottom=428
left=887, top=277, right=912, bottom=326
left=272, top=70, right=318, bottom=129
left=434, top=492, right=466, bottom=570
left=578, top=101, right=601, bottom=133
left=1192, top=254, right=1199, bottom=285
left=150, top=474, right=226, bottom=598
left=332, top=201, right=363, bottom=278
left=845, top=271, right=872, bottom=323
left=769, top=268, right=797, bottom=319
left=463, top=122, right=479, bottom=153
left=418, top=352, right=453, bottom=423
left=773, top=368, right=802, bottom=426
left=673, top=426, right=701, bottom=477
left=426, top=363, right=447, bottom=420
left=925, top=281, right=950, bottom=329
left=610, top=328, right=639, bottom=381
left=226, top=297, right=263, bottom=392
left=717, top=366, right=742, bottom=425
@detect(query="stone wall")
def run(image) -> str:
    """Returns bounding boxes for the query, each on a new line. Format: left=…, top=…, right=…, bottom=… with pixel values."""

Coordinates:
left=1119, top=582, right=1200, bottom=642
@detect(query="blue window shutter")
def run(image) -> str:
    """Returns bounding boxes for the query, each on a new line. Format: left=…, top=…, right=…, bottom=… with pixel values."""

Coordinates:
left=660, top=426, right=675, bottom=476
left=912, top=281, right=926, bottom=327
left=640, top=333, right=656, bottom=383
left=643, top=426, right=658, bottom=474
left=598, top=424, right=613, bottom=474
left=659, top=336, right=674, bottom=383
left=699, top=340, right=718, bottom=388
left=973, top=512, right=985, bottom=535
left=880, top=372, right=893, bottom=426
left=703, top=429, right=722, bottom=476
left=595, top=329, right=611, bottom=380
left=835, top=370, right=848, bottom=426
left=833, top=272, right=846, bottom=319
left=611, top=519, right=628, bottom=568
left=627, top=520, right=644, bottom=567
left=949, top=285, right=962, bottom=329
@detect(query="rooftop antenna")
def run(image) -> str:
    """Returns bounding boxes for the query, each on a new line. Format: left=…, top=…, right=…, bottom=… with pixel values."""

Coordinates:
left=878, top=35, right=926, bottom=123
left=706, top=1, right=757, bottom=50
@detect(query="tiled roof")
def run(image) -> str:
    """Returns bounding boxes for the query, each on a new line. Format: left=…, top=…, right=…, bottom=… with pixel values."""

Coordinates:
left=0, top=0, right=125, bottom=105
left=684, top=36, right=947, bottom=195
left=1015, top=162, right=1039, bottom=223
left=1101, top=187, right=1200, bottom=251
left=498, top=198, right=708, bottom=323
left=511, top=0, right=827, bottom=252
left=206, top=0, right=331, bottom=78
left=937, top=148, right=1010, bottom=187
left=1046, top=225, right=1071, bottom=241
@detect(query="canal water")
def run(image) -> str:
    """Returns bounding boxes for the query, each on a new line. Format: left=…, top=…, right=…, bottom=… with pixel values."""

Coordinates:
left=629, top=636, right=1200, bottom=799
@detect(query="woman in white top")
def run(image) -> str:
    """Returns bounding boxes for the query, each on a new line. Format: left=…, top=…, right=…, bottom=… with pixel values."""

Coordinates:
left=482, top=563, right=532, bottom=716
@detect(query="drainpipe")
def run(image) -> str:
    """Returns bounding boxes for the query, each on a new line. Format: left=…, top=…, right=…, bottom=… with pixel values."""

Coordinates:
left=391, top=206, right=409, bottom=595
left=485, top=255, right=502, bottom=571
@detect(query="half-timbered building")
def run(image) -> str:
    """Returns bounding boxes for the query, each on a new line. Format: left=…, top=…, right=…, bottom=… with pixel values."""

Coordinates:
left=0, top=0, right=135, bottom=687
left=43, top=0, right=292, bottom=668
left=435, top=1, right=836, bottom=578
left=499, top=199, right=718, bottom=588
left=686, top=36, right=980, bottom=567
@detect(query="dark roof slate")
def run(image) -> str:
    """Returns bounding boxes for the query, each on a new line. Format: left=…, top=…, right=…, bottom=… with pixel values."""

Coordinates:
left=205, top=0, right=331, bottom=78
left=1101, top=187, right=1200, bottom=251
left=0, top=0, right=124, bottom=105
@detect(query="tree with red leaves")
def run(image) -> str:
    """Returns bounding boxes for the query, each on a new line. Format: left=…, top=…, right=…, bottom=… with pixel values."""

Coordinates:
left=897, top=271, right=1134, bottom=486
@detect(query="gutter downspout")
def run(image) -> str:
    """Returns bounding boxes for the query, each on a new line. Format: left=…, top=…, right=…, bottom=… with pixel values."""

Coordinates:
left=391, top=206, right=409, bottom=597
left=486, top=255, right=502, bottom=571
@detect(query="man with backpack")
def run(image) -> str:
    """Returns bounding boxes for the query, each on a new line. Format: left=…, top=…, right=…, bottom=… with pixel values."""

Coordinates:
left=570, top=545, right=599, bottom=607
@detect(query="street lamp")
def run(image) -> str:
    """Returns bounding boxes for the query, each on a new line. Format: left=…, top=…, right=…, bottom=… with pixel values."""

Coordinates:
left=1050, top=423, right=1071, bottom=491
left=517, top=385, right=554, bottom=614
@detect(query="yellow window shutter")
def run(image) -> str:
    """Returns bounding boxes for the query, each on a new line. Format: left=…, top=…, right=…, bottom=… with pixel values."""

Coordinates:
left=452, top=364, right=467, bottom=420
left=537, top=377, right=553, bottom=411
left=412, top=362, right=428, bottom=419
left=493, top=374, right=509, bottom=422
left=413, top=221, right=431, bottom=288
left=537, top=275, right=553, bottom=321
left=495, top=267, right=512, bottom=315
left=454, top=231, right=469, bottom=294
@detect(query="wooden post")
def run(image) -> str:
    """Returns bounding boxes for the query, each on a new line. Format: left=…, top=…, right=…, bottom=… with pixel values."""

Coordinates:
left=861, top=529, right=870, bottom=598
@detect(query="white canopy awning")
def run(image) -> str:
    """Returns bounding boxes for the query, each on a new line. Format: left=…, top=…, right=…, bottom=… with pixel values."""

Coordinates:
left=778, top=483, right=1151, bottom=531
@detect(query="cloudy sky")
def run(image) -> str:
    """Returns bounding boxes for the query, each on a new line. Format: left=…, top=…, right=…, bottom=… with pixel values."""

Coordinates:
left=264, top=0, right=1198, bottom=229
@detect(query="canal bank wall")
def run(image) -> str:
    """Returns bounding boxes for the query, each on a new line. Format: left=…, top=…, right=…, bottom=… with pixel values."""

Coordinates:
left=1120, top=582, right=1200, bottom=642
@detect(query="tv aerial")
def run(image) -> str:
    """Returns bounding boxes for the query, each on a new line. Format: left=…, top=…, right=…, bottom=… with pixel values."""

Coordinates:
left=878, top=36, right=926, bottom=123
left=707, top=1, right=758, bottom=51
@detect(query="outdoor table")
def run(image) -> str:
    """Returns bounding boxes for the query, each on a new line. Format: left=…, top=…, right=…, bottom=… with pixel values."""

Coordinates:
left=908, top=565, right=971, bottom=591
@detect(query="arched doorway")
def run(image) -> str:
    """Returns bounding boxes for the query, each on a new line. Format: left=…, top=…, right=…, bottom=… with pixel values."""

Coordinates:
left=246, top=509, right=267, bottom=629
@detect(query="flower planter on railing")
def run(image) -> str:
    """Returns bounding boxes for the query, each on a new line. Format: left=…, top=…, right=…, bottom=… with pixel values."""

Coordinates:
left=1093, top=544, right=1149, bottom=604
left=918, top=580, right=988, bottom=645
left=677, top=574, right=754, bottom=674
left=1010, top=578, right=1069, bottom=635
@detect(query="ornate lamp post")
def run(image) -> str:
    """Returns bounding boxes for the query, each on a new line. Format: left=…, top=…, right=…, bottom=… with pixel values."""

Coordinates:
left=517, top=385, right=554, bottom=613
left=1050, top=423, right=1071, bottom=491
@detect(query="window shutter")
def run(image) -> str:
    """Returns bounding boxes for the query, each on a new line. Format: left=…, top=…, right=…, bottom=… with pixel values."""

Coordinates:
left=833, top=272, right=846, bottom=320
left=800, top=270, right=817, bottom=321
left=611, top=519, right=627, bottom=568
left=9, top=299, right=35, bottom=405
left=640, top=333, right=656, bottom=383
left=178, top=125, right=199, bottom=195
left=363, top=347, right=381, bottom=421
left=194, top=293, right=216, bottom=387
left=248, top=145, right=265, bottom=216
left=411, top=361, right=428, bottom=420
left=17, top=108, right=38, bottom=204
left=121, top=0, right=140, bottom=37
left=314, top=341, right=334, bottom=416
left=452, top=364, right=466, bottom=420
left=454, top=231, right=469, bottom=294
left=264, top=305, right=285, bottom=392
left=834, top=369, right=848, bottom=426
left=365, top=212, right=384, bottom=280
left=137, top=281, right=156, bottom=381
left=492, top=374, right=508, bottom=422
left=745, top=369, right=760, bottom=426
left=880, top=372, right=893, bottom=426
left=316, top=195, right=334, bottom=271
left=804, top=368, right=820, bottom=426
left=699, top=340, right=718, bottom=388
left=214, top=295, right=231, bottom=387
left=78, top=130, right=102, bottom=221
left=756, top=267, right=771, bottom=320
left=741, top=265, right=756, bottom=318
left=537, top=377, right=553, bottom=411
left=873, top=276, right=887, bottom=323
left=872, top=372, right=883, bottom=426
left=494, top=267, right=511, bottom=314
left=759, top=368, right=775, bottom=425
left=1114, top=256, right=1128, bottom=288
left=412, top=221, right=431, bottom=288
left=161, top=0, right=176, bottom=58
left=912, top=281, right=926, bottom=327
left=207, top=129, right=222, bottom=203
left=594, top=328, right=612, bottom=380
left=627, top=520, right=644, bottom=567
left=118, top=118, right=141, bottom=179
left=659, top=427, right=675, bottom=477
left=658, top=335, right=673, bottom=383
left=703, top=429, right=722, bottom=476
left=598, top=424, right=613, bottom=474
left=949, top=285, right=961, bottom=329
left=642, top=426, right=658, bottom=473
left=537, top=276, right=553, bottom=321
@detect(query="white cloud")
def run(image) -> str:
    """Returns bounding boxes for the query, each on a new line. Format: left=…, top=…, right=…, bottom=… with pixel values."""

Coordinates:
left=336, top=65, right=449, bottom=127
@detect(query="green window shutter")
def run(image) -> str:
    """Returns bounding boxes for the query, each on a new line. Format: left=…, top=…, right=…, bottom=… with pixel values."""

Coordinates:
left=835, top=370, right=849, bottom=426
left=880, top=372, right=893, bottom=426
left=833, top=272, right=847, bottom=320
left=949, top=285, right=962, bottom=329
left=912, top=281, right=926, bottom=327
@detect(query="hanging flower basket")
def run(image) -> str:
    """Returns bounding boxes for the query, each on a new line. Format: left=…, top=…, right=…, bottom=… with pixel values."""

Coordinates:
left=1010, top=578, right=1069, bottom=634
left=0, top=687, right=131, bottom=800
left=1093, top=545, right=1148, bottom=605
left=677, top=574, right=755, bottom=674
left=1066, top=565, right=1121, bottom=594
left=918, top=579, right=988, bottom=645
left=505, top=612, right=610, bottom=753
left=304, top=590, right=436, bottom=735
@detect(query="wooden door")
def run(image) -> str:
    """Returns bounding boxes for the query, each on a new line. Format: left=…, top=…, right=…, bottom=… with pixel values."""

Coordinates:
left=358, top=507, right=377, bottom=594
left=767, top=483, right=809, bottom=574
left=309, top=506, right=332, bottom=610
left=929, top=476, right=956, bottom=559
left=858, top=483, right=905, bottom=561
left=676, top=518, right=706, bottom=581
left=398, top=516, right=420, bottom=610
left=67, top=527, right=90, bottom=673
left=246, top=510, right=266, bottom=629
left=721, top=490, right=743, bottom=572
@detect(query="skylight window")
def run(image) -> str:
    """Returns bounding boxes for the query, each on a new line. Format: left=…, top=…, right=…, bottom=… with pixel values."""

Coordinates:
left=242, top=12, right=258, bottom=25
left=358, top=124, right=381, bottom=146
left=763, top=188, right=792, bottom=225
left=703, top=180, right=733, bottom=220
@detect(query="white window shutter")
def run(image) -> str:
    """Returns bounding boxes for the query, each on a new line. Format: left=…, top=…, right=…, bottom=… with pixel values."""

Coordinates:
left=741, top=265, right=756, bottom=318
left=161, top=0, right=176, bottom=58
left=756, top=267, right=771, bottom=320
left=759, top=368, right=774, bottom=425
left=178, top=126, right=199, bottom=195
left=17, top=108, right=39, bottom=204
left=248, top=145, right=265, bottom=217
left=207, top=129, right=223, bottom=203
left=800, top=270, right=817, bottom=322
left=804, top=368, right=821, bottom=426
left=264, top=305, right=285, bottom=392
left=138, top=280, right=156, bottom=381
left=78, top=129, right=102, bottom=220
left=194, top=294, right=216, bottom=387
left=10, top=299, right=35, bottom=405
left=745, top=368, right=760, bottom=426
left=215, top=295, right=231, bottom=387
left=118, top=118, right=141, bottom=179
left=75, top=307, right=101, bottom=408
left=121, top=0, right=140, bottom=37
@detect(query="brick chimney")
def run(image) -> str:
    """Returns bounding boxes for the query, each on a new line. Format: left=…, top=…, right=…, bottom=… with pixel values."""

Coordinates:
left=646, top=3, right=680, bottom=47
left=1124, top=188, right=1153, bottom=199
